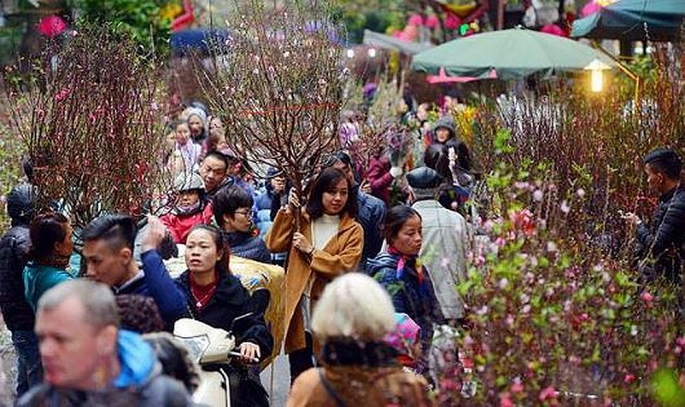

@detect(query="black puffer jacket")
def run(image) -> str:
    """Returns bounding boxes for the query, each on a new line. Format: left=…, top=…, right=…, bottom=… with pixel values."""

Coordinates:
left=175, top=270, right=274, bottom=359
left=636, top=184, right=685, bottom=283
left=0, top=184, right=36, bottom=331
left=0, top=225, right=35, bottom=331
left=432, top=116, right=472, bottom=172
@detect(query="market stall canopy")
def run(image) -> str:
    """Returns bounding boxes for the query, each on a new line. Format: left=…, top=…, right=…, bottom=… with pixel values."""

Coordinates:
left=411, top=26, right=616, bottom=81
left=571, top=0, right=685, bottom=42
left=426, top=67, right=497, bottom=83
left=362, top=29, right=434, bottom=55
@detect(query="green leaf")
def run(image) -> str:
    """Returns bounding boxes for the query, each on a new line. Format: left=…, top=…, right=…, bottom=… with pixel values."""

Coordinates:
left=653, top=368, right=685, bottom=407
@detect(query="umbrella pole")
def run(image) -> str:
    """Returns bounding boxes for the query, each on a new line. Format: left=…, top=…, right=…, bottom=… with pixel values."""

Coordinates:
left=591, top=41, right=641, bottom=115
left=497, top=0, right=505, bottom=30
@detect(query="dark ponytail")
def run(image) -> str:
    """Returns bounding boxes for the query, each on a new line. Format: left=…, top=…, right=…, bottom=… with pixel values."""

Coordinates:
left=28, top=212, right=70, bottom=263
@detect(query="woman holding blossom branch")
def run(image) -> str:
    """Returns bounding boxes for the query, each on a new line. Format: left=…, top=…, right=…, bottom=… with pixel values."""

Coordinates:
left=266, top=167, right=364, bottom=383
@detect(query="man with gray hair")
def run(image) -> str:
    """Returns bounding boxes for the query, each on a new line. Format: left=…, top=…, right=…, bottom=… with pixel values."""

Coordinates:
left=406, top=166, right=470, bottom=322
left=17, top=279, right=192, bottom=406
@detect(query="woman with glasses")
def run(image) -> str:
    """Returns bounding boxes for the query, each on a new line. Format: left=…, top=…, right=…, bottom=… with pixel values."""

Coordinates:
left=214, top=185, right=271, bottom=263
left=265, top=167, right=364, bottom=384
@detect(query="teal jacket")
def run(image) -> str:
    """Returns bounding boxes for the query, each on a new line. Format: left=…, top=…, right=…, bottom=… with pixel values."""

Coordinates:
left=23, top=262, right=75, bottom=311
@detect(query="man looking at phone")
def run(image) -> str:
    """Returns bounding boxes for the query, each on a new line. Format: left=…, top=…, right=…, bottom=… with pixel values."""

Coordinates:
left=624, top=148, right=685, bottom=285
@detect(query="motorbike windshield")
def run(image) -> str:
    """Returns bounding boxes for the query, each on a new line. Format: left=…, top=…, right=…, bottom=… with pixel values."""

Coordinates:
left=176, top=334, right=210, bottom=363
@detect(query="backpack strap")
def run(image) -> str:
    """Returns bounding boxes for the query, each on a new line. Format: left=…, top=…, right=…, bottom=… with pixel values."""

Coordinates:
left=317, top=368, right=347, bottom=407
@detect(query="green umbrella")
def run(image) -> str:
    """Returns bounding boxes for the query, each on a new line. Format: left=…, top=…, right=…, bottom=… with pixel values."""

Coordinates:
left=411, top=26, right=615, bottom=81
left=571, top=0, right=685, bottom=42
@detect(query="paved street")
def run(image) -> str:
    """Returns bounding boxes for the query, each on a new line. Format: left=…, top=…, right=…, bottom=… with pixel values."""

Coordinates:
left=260, top=352, right=289, bottom=407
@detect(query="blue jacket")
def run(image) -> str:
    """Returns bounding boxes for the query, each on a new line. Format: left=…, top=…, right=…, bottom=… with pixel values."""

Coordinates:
left=366, top=252, right=443, bottom=349
left=255, top=188, right=276, bottom=239
left=224, top=231, right=271, bottom=264
left=117, top=250, right=189, bottom=328
left=17, top=330, right=192, bottom=406
left=254, top=186, right=287, bottom=265
left=357, top=191, right=386, bottom=269
left=115, top=330, right=157, bottom=387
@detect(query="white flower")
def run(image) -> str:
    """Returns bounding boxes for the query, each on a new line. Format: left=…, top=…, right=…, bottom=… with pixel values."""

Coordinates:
left=533, top=189, right=544, bottom=201
left=577, top=188, right=586, bottom=197
left=546, top=241, right=558, bottom=253
left=563, top=300, right=572, bottom=312
left=498, top=278, right=509, bottom=289
left=283, top=51, right=290, bottom=58
left=560, top=200, right=570, bottom=214
left=252, top=68, right=259, bottom=75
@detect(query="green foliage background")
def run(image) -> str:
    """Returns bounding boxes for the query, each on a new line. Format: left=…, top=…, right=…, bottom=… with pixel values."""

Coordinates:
left=330, top=0, right=408, bottom=43
left=0, top=104, right=25, bottom=230
left=69, top=0, right=172, bottom=58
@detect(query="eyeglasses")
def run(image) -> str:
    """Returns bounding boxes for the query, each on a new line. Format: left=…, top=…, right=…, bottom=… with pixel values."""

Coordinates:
left=234, top=210, right=252, bottom=218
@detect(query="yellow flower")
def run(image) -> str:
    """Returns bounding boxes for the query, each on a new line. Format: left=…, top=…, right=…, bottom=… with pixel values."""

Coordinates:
left=160, top=3, right=183, bottom=21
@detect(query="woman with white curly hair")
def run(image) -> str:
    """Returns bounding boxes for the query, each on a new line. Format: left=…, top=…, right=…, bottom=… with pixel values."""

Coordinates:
left=287, top=272, right=434, bottom=406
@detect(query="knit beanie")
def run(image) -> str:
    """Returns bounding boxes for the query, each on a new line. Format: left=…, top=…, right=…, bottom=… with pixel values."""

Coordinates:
left=185, top=107, right=207, bottom=127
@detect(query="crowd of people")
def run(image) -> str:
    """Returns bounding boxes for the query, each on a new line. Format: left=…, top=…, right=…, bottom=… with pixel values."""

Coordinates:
left=0, top=95, right=683, bottom=405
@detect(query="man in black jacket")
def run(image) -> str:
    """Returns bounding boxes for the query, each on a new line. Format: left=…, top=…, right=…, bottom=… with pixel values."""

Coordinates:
left=625, top=148, right=685, bottom=284
left=0, top=183, right=42, bottom=396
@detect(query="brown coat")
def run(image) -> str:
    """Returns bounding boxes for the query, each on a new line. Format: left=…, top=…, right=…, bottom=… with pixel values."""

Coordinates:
left=265, top=208, right=363, bottom=353
left=287, top=365, right=435, bottom=407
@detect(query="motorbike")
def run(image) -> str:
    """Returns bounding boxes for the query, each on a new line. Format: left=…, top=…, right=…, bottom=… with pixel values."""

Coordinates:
left=174, top=313, right=266, bottom=407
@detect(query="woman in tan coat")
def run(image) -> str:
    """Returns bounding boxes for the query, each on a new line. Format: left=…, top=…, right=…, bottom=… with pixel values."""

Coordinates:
left=287, top=273, right=434, bottom=407
left=266, top=167, right=364, bottom=383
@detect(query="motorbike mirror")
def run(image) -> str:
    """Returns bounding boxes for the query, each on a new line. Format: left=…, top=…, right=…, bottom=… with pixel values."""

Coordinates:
left=230, top=312, right=254, bottom=333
